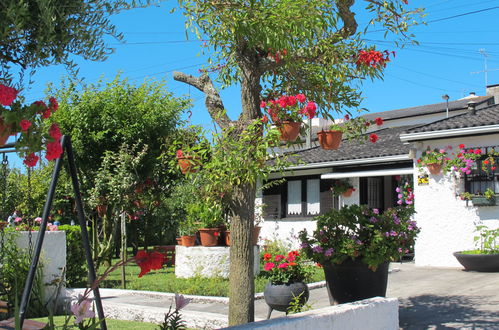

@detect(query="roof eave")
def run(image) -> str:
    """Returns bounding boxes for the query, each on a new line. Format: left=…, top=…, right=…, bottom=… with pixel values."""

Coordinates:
left=285, top=154, right=410, bottom=170
left=400, top=124, right=499, bottom=142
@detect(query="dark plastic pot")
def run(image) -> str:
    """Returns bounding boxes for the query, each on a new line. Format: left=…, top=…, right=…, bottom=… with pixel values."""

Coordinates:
left=263, top=281, right=309, bottom=312
left=323, top=259, right=389, bottom=305
left=453, top=252, right=499, bottom=272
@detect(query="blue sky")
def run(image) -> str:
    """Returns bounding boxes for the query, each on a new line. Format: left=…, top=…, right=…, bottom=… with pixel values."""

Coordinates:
left=17, top=0, right=499, bottom=132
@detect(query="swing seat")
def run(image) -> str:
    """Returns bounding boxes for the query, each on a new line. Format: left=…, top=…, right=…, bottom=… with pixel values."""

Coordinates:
left=0, top=317, right=46, bottom=329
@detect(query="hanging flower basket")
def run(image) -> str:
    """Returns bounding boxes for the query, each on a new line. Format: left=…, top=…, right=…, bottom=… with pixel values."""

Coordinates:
left=342, top=187, right=355, bottom=198
left=427, top=163, right=442, bottom=175
left=278, top=121, right=301, bottom=141
left=317, top=130, right=342, bottom=150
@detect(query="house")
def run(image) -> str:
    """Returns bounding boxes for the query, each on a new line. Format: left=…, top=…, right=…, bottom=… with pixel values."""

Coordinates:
left=257, top=85, right=499, bottom=267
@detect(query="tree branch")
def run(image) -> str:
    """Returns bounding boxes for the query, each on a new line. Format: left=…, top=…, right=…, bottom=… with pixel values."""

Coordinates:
left=337, top=0, right=358, bottom=39
left=173, top=72, right=232, bottom=129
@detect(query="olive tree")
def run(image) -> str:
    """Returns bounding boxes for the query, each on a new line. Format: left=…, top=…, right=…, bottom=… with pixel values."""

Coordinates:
left=173, top=0, right=422, bottom=325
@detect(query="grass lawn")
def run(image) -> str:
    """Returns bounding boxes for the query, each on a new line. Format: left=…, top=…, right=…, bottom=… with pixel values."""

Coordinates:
left=97, top=260, right=325, bottom=297
left=31, top=316, right=157, bottom=329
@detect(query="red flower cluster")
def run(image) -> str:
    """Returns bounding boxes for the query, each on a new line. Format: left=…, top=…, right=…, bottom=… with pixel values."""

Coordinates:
left=261, top=94, right=317, bottom=124
left=20, top=119, right=32, bottom=131
left=356, top=50, right=394, bottom=68
left=135, top=250, right=164, bottom=278
left=23, top=153, right=40, bottom=167
left=176, top=149, right=184, bottom=158
left=0, top=84, right=18, bottom=106
left=369, top=133, right=379, bottom=143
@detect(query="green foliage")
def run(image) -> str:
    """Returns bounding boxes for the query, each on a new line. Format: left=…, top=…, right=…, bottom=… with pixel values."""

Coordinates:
left=299, top=204, right=419, bottom=269
left=58, top=225, right=88, bottom=287
left=472, top=225, right=499, bottom=254
left=286, top=291, right=311, bottom=315
left=158, top=307, right=187, bottom=330
left=0, top=0, right=146, bottom=84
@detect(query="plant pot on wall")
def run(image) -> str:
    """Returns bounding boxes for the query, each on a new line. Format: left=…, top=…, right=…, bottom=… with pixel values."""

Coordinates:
left=317, top=130, right=342, bottom=150
left=278, top=121, right=301, bottom=142
left=199, top=228, right=220, bottom=247
left=176, top=237, right=183, bottom=246
left=181, top=235, right=196, bottom=247
left=453, top=252, right=499, bottom=272
left=426, top=163, right=442, bottom=175
left=322, top=259, right=389, bottom=305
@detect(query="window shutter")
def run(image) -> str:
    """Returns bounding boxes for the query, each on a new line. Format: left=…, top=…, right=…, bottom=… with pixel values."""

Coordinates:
left=262, top=181, right=283, bottom=219
left=320, top=179, right=334, bottom=214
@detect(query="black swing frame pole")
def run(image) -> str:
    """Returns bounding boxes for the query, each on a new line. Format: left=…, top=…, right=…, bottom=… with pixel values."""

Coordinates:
left=17, top=135, right=107, bottom=330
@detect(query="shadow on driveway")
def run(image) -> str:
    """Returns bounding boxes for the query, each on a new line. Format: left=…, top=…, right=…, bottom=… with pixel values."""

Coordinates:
left=399, top=294, right=499, bottom=329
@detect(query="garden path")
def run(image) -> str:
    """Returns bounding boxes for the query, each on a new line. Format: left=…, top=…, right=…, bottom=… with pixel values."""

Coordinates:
left=69, top=262, right=499, bottom=329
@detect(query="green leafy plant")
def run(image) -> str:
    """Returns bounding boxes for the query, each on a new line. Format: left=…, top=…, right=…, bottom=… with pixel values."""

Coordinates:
left=459, top=192, right=473, bottom=201
left=261, top=250, right=312, bottom=285
left=417, top=146, right=450, bottom=170
left=299, top=204, right=418, bottom=270
left=484, top=188, right=495, bottom=200
left=328, top=115, right=384, bottom=143
left=58, top=225, right=88, bottom=288
left=463, top=225, right=499, bottom=254
left=286, top=292, right=312, bottom=315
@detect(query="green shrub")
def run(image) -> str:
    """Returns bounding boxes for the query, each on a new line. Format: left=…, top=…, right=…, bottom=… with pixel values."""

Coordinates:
left=59, top=225, right=88, bottom=287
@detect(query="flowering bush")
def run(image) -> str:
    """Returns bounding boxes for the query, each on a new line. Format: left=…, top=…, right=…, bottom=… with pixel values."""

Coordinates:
left=330, top=179, right=354, bottom=196
left=444, top=144, right=482, bottom=175
left=260, top=94, right=316, bottom=124
left=298, top=204, right=418, bottom=270
left=0, top=83, right=63, bottom=166
left=262, top=250, right=312, bottom=285
left=395, top=178, right=414, bottom=206
left=416, top=146, right=450, bottom=171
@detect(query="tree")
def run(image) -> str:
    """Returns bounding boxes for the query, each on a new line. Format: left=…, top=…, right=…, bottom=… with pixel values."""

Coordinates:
left=173, top=0, right=422, bottom=325
left=0, top=0, right=144, bottom=84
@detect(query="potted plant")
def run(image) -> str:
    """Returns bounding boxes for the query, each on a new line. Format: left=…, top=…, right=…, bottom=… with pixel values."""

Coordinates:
left=299, top=204, right=418, bottom=304
left=260, top=94, right=316, bottom=142
left=176, top=149, right=199, bottom=174
left=330, top=179, right=355, bottom=197
left=0, top=83, right=63, bottom=166
left=179, top=214, right=198, bottom=247
left=445, top=144, right=482, bottom=176
left=460, top=188, right=496, bottom=207
left=454, top=225, right=499, bottom=272
left=262, top=250, right=312, bottom=317
left=417, top=146, right=450, bottom=175
left=318, top=115, right=384, bottom=150
left=195, top=201, right=224, bottom=247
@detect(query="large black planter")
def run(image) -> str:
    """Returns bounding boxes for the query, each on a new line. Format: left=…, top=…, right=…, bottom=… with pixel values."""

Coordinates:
left=264, top=281, right=309, bottom=317
left=323, top=259, right=389, bottom=305
left=453, top=252, right=499, bottom=272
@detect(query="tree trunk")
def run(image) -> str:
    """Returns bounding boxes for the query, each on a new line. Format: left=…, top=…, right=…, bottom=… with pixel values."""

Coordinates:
left=228, top=183, right=256, bottom=326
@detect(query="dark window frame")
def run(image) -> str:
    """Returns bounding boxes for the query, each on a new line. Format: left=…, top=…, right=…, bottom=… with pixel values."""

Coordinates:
left=464, top=149, right=499, bottom=195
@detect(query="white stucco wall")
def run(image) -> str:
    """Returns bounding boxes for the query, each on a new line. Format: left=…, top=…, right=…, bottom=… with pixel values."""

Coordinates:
left=175, top=246, right=260, bottom=278
left=413, top=135, right=499, bottom=267
left=11, top=231, right=66, bottom=301
left=224, top=297, right=398, bottom=330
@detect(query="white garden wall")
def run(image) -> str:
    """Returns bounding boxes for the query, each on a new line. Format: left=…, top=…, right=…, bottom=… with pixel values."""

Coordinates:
left=223, top=297, right=398, bottom=330
left=413, top=134, right=499, bottom=267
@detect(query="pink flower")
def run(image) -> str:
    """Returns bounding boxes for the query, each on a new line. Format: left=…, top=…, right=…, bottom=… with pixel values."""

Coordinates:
left=274, top=254, right=285, bottom=262
left=14, top=217, right=22, bottom=223
left=176, top=149, right=184, bottom=158
left=174, top=293, right=191, bottom=310
left=278, top=263, right=289, bottom=269
left=45, top=141, right=63, bottom=161
left=35, top=217, right=42, bottom=223
left=264, top=262, right=275, bottom=271
left=71, top=294, right=95, bottom=324
left=474, top=149, right=481, bottom=155
left=296, top=94, right=306, bottom=103
left=20, top=119, right=32, bottom=131
left=0, top=84, right=18, bottom=106
left=287, top=95, right=297, bottom=106
left=260, top=100, right=267, bottom=108
left=49, top=224, right=59, bottom=231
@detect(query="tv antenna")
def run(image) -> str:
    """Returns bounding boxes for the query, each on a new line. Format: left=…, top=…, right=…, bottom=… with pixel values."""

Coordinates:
left=471, top=49, right=499, bottom=91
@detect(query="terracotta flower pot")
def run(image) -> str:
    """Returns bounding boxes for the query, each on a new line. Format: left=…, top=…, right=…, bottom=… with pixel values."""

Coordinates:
left=342, top=188, right=354, bottom=198
left=427, top=163, right=442, bottom=175
left=199, top=228, right=221, bottom=247
left=0, top=118, right=11, bottom=146
left=176, top=237, right=183, bottom=246
left=177, top=156, right=199, bottom=174
left=317, top=130, right=342, bottom=150
left=181, top=235, right=196, bottom=247
left=224, top=230, right=231, bottom=246
left=278, top=121, right=301, bottom=142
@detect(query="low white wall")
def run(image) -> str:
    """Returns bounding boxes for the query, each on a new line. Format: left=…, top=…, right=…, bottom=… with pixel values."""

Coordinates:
left=13, top=231, right=66, bottom=301
left=175, top=246, right=260, bottom=279
left=223, top=297, right=398, bottom=330
left=413, top=135, right=499, bottom=267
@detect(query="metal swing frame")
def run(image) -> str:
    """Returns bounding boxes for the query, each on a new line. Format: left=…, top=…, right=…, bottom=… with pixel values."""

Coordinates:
left=0, top=135, right=107, bottom=329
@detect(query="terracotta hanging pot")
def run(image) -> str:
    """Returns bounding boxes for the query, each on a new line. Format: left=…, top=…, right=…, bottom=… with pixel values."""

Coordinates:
left=278, top=121, right=301, bottom=142
left=427, top=163, right=442, bottom=175
left=199, top=228, right=221, bottom=247
left=224, top=230, right=231, bottom=246
left=342, top=188, right=355, bottom=198
left=0, top=118, right=11, bottom=146
left=317, top=130, right=342, bottom=150
left=96, top=204, right=107, bottom=217
left=177, top=156, right=199, bottom=174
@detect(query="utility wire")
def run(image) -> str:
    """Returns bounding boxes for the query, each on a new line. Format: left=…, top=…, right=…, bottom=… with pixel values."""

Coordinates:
left=427, top=6, right=499, bottom=24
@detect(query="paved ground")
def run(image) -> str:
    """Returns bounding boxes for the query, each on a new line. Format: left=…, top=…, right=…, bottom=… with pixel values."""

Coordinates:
left=74, top=262, right=499, bottom=329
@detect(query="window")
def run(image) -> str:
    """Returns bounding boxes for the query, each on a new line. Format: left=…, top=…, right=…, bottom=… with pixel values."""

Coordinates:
left=465, top=151, right=499, bottom=195
left=262, top=177, right=338, bottom=219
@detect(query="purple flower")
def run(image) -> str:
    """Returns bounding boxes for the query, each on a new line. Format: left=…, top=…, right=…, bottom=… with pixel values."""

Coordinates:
left=393, top=216, right=400, bottom=225
left=175, top=293, right=191, bottom=310
left=355, top=240, right=363, bottom=245
left=299, top=242, right=309, bottom=249
left=397, top=200, right=403, bottom=205
left=324, top=248, right=334, bottom=257
left=71, top=294, right=95, bottom=324
left=369, top=216, right=378, bottom=223
left=390, top=230, right=398, bottom=237
left=397, top=194, right=403, bottom=199
left=395, top=187, right=401, bottom=193
left=312, top=245, right=323, bottom=253
left=406, top=200, right=413, bottom=205
left=373, top=208, right=379, bottom=215
left=398, top=248, right=403, bottom=253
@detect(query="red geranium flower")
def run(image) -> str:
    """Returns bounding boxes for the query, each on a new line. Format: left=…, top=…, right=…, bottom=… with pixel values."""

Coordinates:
left=374, top=117, right=383, bottom=126
left=261, top=115, right=269, bottom=124
left=459, top=144, right=465, bottom=149
left=49, top=123, right=62, bottom=140
left=45, top=140, right=63, bottom=161
left=23, top=153, right=39, bottom=167
left=274, top=254, right=285, bottom=262
left=369, top=133, right=379, bottom=143
left=260, top=100, right=266, bottom=108
left=0, top=84, right=18, bottom=106
left=135, top=250, right=164, bottom=278
left=20, top=119, right=32, bottom=131
left=296, top=94, right=306, bottom=103
left=278, top=262, right=289, bottom=269
left=49, top=97, right=59, bottom=111
left=176, top=149, right=184, bottom=158
left=264, top=262, right=275, bottom=271
left=263, top=253, right=272, bottom=261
